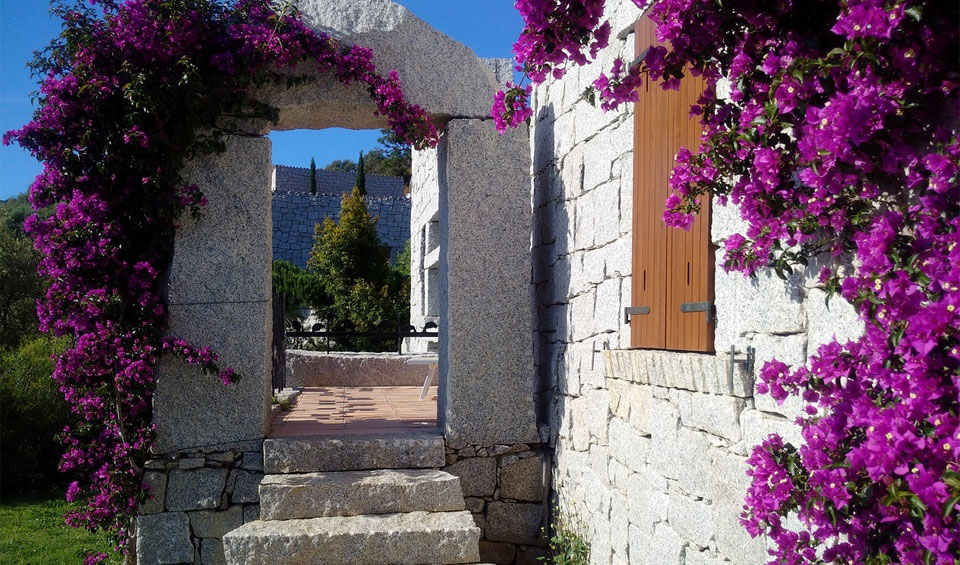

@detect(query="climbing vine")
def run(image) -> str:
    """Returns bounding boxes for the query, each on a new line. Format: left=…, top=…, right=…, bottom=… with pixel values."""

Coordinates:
left=499, top=0, right=959, bottom=562
left=4, top=0, right=436, bottom=561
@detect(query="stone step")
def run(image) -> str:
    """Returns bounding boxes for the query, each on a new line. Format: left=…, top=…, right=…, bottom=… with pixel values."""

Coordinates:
left=260, top=469, right=465, bottom=520
left=263, top=432, right=445, bottom=473
left=222, top=510, right=481, bottom=565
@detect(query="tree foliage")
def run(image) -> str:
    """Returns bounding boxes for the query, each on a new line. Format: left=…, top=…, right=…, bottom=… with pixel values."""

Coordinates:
left=307, top=188, right=408, bottom=348
left=323, top=129, right=412, bottom=185
left=0, top=336, right=71, bottom=496
left=0, top=211, right=43, bottom=349
left=271, top=259, right=326, bottom=316
left=356, top=151, right=367, bottom=195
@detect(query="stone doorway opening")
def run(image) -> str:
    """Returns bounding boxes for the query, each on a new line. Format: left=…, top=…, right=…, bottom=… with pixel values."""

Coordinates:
left=267, top=127, right=439, bottom=438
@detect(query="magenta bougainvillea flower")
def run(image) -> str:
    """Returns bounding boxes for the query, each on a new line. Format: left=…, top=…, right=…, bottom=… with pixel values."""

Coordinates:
left=501, top=0, right=958, bottom=562
left=3, top=0, right=437, bottom=561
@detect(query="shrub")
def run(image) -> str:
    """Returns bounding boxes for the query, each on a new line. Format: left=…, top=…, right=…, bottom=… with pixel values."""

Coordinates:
left=0, top=336, right=71, bottom=496
left=272, top=259, right=327, bottom=316
left=0, top=218, right=43, bottom=350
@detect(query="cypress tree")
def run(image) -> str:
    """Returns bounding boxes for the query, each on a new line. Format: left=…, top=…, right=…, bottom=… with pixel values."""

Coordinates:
left=309, top=157, right=317, bottom=195
left=355, top=151, right=366, bottom=196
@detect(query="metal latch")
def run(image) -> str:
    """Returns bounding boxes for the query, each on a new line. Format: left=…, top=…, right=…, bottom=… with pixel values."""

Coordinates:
left=624, top=306, right=650, bottom=324
left=727, top=344, right=756, bottom=393
left=681, top=301, right=714, bottom=324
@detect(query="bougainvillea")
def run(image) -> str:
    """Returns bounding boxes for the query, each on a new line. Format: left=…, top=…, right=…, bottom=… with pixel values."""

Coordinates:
left=4, top=0, right=436, bottom=561
left=502, top=0, right=958, bottom=563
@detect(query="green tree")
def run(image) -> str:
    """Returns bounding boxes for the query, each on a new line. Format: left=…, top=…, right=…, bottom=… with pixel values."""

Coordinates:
left=320, top=129, right=412, bottom=186
left=307, top=188, right=407, bottom=349
left=356, top=151, right=367, bottom=196
left=0, top=193, right=36, bottom=237
left=309, top=157, right=317, bottom=195
left=0, top=223, right=43, bottom=350
left=323, top=159, right=357, bottom=173
left=0, top=336, right=71, bottom=495
left=272, top=259, right=326, bottom=316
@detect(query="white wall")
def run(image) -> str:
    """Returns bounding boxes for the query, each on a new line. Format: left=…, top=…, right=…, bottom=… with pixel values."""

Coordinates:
left=530, top=1, right=863, bottom=563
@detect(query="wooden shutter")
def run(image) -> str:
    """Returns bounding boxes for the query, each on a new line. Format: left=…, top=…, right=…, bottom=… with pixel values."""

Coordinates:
left=630, top=16, right=715, bottom=352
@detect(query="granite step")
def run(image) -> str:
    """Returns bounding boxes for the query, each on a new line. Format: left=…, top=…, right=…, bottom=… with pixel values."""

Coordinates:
left=222, top=510, right=481, bottom=565
left=263, top=432, right=445, bottom=473
left=260, top=469, right=465, bottom=520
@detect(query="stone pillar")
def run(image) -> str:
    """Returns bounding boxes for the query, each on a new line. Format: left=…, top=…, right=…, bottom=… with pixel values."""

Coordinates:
left=439, top=119, right=539, bottom=448
left=138, top=134, right=272, bottom=565
left=154, top=134, right=273, bottom=454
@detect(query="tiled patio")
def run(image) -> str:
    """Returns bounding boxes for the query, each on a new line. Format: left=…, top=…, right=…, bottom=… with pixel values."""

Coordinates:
left=269, top=386, right=439, bottom=437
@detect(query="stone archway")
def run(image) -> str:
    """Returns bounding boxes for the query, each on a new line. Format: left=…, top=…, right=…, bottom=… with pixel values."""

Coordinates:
left=141, top=2, right=541, bottom=563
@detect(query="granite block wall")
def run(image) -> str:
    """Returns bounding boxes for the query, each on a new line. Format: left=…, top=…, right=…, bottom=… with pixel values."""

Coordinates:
left=529, top=1, right=864, bottom=563
left=443, top=443, right=550, bottom=565
left=272, top=165, right=404, bottom=197
left=406, top=144, right=441, bottom=353
left=137, top=447, right=265, bottom=565
left=271, top=190, right=410, bottom=268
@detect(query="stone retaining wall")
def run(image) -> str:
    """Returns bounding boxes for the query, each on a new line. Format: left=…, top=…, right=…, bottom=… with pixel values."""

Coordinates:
left=272, top=190, right=410, bottom=268
left=285, top=350, right=431, bottom=387
left=272, top=165, right=405, bottom=197
left=442, top=443, right=550, bottom=565
left=137, top=447, right=264, bottom=565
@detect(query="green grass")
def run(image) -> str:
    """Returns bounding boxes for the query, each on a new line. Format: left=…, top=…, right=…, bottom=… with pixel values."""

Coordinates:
left=0, top=491, right=122, bottom=564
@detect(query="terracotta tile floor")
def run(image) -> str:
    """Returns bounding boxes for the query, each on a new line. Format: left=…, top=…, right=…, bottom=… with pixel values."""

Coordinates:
left=270, top=386, right=439, bottom=437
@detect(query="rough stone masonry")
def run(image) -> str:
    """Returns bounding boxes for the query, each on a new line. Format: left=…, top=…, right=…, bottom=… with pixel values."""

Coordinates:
left=271, top=165, right=410, bottom=268
left=528, top=0, right=864, bottom=563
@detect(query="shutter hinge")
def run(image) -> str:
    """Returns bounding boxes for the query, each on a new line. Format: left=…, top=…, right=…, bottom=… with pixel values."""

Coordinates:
left=680, top=300, right=715, bottom=324
left=624, top=306, right=650, bottom=324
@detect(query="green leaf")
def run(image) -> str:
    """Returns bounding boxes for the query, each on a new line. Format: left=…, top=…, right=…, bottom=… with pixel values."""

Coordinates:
left=943, top=493, right=960, bottom=519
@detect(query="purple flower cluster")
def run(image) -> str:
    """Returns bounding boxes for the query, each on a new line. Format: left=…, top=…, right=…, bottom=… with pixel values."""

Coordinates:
left=492, top=0, right=648, bottom=129
left=3, top=0, right=437, bottom=560
left=640, top=0, right=959, bottom=561
left=503, top=0, right=958, bottom=561
left=491, top=82, right=534, bottom=133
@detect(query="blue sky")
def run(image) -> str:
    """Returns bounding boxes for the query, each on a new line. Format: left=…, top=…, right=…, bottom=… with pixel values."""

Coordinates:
left=0, top=1, right=523, bottom=200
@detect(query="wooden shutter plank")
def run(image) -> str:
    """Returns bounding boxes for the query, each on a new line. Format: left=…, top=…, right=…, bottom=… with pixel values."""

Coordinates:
left=632, top=15, right=715, bottom=352
left=665, top=71, right=714, bottom=352
left=631, top=17, right=667, bottom=348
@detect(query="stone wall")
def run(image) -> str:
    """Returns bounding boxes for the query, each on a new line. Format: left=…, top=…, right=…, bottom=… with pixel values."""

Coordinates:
left=285, top=350, right=431, bottom=387
left=272, top=189, right=410, bottom=268
left=272, top=164, right=404, bottom=197
left=145, top=133, right=273, bottom=564
left=443, top=444, right=549, bottom=564
left=529, top=1, right=863, bottom=564
left=406, top=144, right=442, bottom=353
left=137, top=448, right=264, bottom=565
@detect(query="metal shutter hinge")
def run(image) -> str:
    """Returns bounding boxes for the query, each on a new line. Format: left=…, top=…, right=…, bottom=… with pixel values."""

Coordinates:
left=624, top=306, right=650, bottom=324
left=680, top=300, right=714, bottom=324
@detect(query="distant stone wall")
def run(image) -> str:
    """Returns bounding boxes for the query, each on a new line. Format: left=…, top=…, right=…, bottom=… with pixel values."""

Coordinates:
left=529, top=1, right=863, bottom=563
left=272, top=191, right=410, bottom=268
left=272, top=164, right=405, bottom=197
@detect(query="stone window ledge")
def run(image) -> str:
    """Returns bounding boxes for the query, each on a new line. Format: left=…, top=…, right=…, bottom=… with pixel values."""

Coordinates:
left=603, top=348, right=753, bottom=398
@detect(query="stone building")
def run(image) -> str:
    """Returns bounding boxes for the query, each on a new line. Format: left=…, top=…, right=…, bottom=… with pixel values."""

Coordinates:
left=271, top=165, right=409, bottom=267
left=139, top=1, right=863, bottom=564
